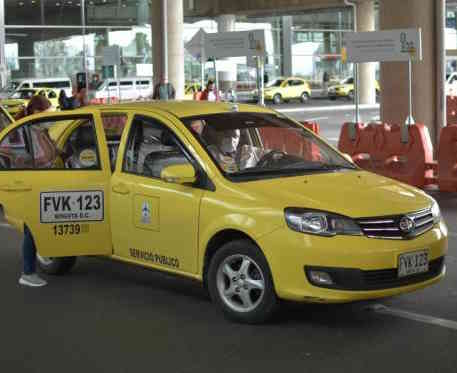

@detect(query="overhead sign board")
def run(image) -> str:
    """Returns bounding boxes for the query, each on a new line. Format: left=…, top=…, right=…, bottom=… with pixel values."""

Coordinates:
left=345, top=28, right=422, bottom=63
left=204, top=30, right=266, bottom=59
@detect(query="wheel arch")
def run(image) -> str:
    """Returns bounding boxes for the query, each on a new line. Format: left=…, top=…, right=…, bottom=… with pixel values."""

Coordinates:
left=202, top=228, right=260, bottom=289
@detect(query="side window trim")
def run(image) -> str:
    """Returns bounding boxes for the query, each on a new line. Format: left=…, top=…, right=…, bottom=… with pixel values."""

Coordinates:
left=0, top=114, right=104, bottom=172
left=121, top=113, right=213, bottom=190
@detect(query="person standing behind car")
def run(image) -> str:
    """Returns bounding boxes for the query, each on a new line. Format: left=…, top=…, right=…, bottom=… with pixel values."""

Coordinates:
left=153, top=77, right=176, bottom=100
left=16, top=95, right=53, bottom=287
left=200, top=80, right=220, bottom=102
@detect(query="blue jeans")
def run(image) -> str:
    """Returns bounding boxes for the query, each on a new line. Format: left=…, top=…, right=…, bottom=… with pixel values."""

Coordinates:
left=22, top=226, right=37, bottom=275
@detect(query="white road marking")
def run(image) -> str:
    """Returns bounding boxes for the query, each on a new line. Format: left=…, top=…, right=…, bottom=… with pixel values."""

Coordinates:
left=367, top=304, right=457, bottom=331
left=277, top=104, right=379, bottom=114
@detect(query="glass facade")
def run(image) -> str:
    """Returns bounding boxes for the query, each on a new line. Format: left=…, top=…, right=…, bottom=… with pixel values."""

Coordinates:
left=2, top=2, right=374, bottom=93
left=5, top=0, right=152, bottom=91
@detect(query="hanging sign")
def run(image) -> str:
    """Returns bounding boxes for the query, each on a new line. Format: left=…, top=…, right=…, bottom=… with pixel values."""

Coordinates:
left=345, top=28, right=422, bottom=63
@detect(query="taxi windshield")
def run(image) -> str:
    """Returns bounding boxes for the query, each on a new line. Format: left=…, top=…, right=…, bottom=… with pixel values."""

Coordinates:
left=10, top=89, right=35, bottom=99
left=182, top=112, right=356, bottom=181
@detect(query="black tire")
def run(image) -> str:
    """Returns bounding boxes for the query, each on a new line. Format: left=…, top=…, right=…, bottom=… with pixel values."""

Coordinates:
left=207, top=239, right=279, bottom=324
left=273, top=94, right=282, bottom=105
left=37, top=255, right=77, bottom=275
left=329, top=96, right=337, bottom=101
left=347, top=90, right=354, bottom=101
left=300, top=92, right=310, bottom=103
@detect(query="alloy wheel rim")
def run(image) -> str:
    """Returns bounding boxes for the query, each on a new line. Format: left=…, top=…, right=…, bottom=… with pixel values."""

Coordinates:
left=216, top=254, right=265, bottom=313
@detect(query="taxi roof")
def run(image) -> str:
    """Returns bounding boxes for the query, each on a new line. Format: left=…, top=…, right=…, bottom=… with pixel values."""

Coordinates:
left=92, top=100, right=274, bottom=119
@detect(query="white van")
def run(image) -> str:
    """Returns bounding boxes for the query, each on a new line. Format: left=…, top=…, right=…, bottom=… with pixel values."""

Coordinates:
left=10, top=77, right=72, bottom=96
left=94, top=77, right=153, bottom=101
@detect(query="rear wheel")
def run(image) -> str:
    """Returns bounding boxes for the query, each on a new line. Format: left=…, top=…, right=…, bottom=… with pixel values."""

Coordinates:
left=273, top=94, right=282, bottom=105
left=37, top=255, right=77, bottom=275
left=208, top=239, right=279, bottom=324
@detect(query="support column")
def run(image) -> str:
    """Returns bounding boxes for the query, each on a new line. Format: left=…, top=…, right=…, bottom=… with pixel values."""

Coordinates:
left=217, top=14, right=236, bottom=93
left=380, top=0, right=442, bottom=143
left=282, top=16, right=293, bottom=77
left=151, top=0, right=184, bottom=99
left=357, top=0, right=376, bottom=105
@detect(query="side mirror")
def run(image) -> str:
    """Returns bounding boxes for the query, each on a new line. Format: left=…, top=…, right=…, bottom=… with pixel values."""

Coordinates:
left=342, top=153, right=354, bottom=164
left=161, top=164, right=196, bottom=185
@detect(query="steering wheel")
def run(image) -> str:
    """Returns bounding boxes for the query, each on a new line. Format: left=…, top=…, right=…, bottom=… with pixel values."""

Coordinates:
left=256, top=150, right=286, bottom=168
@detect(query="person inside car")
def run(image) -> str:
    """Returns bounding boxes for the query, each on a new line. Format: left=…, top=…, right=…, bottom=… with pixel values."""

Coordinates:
left=207, top=129, right=268, bottom=173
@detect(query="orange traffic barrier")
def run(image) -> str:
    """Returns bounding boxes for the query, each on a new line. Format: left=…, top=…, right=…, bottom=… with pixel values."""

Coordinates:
left=300, top=121, right=320, bottom=135
left=447, top=96, right=457, bottom=125
left=338, top=122, right=436, bottom=188
left=259, top=121, right=321, bottom=160
left=437, top=125, right=457, bottom=192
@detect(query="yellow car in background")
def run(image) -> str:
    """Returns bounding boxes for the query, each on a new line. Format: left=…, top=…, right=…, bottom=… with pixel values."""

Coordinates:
left=184, top=83, right=202, bottom=100
left=1, top=88, right=60, bottom=116
left=328, top=77, right=380, bottom=100
left=263, top=77, right=312, bottom=105
left=0, top=102, right=447, bottom=323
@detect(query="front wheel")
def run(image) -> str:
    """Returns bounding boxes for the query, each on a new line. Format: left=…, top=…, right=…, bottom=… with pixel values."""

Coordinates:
left=208, top=239, right=279, bottom=324
left=37, top=255, right=77, bottom=275
left=347, top=90, right=354, bottom=101
left=300, top=92, right=310, bottom=103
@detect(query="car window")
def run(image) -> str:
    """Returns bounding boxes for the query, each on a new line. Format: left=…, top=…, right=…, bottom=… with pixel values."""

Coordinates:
left=22, top=83, right=30, bottom=88
left=109, top=82, right=118, bottom=87
left=182, top=112, right=355, bottom=180
left=120, top=81, right=133, bottom=86
left=0, top=109, right=12, bottom=131
left=48, top=91, right=57, bottom=99
left=0, top=116, right=101, bottom=170
left=101, top=113, right=128, bottom=171
left=123, top=115, right=191, bottom=179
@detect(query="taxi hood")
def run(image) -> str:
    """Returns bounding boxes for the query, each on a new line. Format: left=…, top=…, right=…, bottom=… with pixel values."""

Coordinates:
left=239, top=171, right=432, bottom=218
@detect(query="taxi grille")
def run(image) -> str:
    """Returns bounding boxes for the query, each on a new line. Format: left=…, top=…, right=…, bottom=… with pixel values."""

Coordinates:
left=356, top=208, right=434, bottom=240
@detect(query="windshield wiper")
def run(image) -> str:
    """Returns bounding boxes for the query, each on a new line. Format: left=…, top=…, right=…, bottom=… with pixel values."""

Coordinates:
left=319, top=163, right=357, bottom=171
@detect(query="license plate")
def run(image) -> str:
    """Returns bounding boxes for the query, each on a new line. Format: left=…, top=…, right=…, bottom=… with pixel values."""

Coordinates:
left=398, top=250, right=429, bottom=278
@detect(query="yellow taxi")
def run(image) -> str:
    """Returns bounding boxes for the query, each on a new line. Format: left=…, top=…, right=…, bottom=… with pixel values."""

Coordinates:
left=263, top=77, right=312, bottom=104
left=0, top=101, right=447, bottom=323
left=328, top=77, right=380, bottom=100
left=184, top=83, right=202, bottom=100
left=1, top=88, right=60, bottom=116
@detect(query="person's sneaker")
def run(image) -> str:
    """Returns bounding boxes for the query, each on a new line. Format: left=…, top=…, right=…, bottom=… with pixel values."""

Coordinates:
left=19, top=273, right=47, bottom=287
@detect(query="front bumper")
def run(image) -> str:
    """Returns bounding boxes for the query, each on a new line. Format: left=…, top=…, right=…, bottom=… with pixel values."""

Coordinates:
left=257, top=220, right=448, bottom=303
left=328, top=90, right=348, bottom=98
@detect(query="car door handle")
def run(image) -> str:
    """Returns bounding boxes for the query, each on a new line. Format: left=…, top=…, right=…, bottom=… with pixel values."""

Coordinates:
left=0, top=182, right=32, bottom=192
left=112, top=183, right=130, bottom=195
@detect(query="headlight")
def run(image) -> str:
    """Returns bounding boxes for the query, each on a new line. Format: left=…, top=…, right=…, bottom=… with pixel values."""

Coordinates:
left=285, top=208, right=362, bottom=237
left=431, top=200, right=441, bottom=224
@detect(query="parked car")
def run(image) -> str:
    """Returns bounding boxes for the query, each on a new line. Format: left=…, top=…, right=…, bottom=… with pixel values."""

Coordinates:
left=328, top=77, right=380, bottom=100
left=183, top=83, right=202, bottom=100
left=1, top=88, right=59, bottom=116
left=93, top=77, right=153, bottom=102
left=0, top=102, right=447, bottom=323
left=9, top=77, right=72, bottom=96
left=262, top=77, right=312, bottom=104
